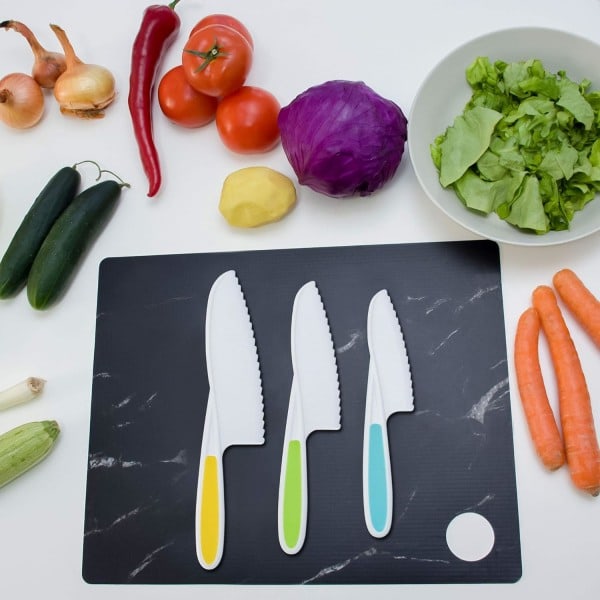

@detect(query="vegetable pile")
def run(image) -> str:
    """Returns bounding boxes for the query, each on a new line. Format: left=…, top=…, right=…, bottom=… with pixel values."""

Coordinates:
left=0, top=20, right=116, bottom=127
left=176, top=13, right=281, bottom=154
left=0, top=376, right=57, bottom=490
left=0, top=420, right=59, bottom=489
left=1, top=20, right=66, bottom=89
left=515, top=268, right=600, bottom=495
left=431, top=57, right=600, bottom=234
left=0, top=161, right=128, bottom=309
left=278, top=80, right=408, bottom=198
left=129, top=5, right=281, bottom=197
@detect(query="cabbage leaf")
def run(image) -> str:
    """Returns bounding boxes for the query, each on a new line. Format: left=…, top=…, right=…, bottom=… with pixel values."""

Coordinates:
left=431, top=56, right=600, bottom=233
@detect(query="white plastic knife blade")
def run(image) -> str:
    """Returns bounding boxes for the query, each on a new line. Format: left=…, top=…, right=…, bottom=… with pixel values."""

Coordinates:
left=363, top=289, right=414, bottom=539
left=196, top=270, right=264, bottom=570
left=278, top=281, right=341, bottom=555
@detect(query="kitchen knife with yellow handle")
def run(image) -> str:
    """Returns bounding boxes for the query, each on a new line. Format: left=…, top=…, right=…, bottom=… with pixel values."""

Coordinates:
left=195, top=270, right=264, bottom=570
left=363, top=290, right=414, bottom=539
left=278, top=281, right=341, bottom=555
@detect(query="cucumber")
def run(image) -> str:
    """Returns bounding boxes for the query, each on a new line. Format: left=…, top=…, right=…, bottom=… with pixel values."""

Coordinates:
left=27, top=179, right=124, bottom=310
left=0, top=420, right=60, bottom=489
left=0, top=166, right=81, bottom=298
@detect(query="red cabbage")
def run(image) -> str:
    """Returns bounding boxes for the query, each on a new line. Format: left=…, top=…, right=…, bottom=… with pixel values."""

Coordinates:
left=278, top=80, right=408, bottom=198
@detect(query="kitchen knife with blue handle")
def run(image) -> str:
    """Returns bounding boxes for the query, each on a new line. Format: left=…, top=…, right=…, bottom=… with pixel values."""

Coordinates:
left=363, top=290, right=414, bottom=539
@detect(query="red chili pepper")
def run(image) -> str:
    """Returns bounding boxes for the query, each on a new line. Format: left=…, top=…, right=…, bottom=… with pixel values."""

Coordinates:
left=128, top=0, right=181, bottom=197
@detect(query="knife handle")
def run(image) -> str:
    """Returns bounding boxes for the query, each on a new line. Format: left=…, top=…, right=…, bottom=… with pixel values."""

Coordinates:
left=278, top=378, right=308, bottom=554
left=196, top=397, right=225, bottom=570
left=363, top=364, right=393, bottom=538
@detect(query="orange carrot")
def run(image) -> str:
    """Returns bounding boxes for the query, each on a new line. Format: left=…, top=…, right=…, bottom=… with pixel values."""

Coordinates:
left=514, top=307, right=566, bottom=471
left=532, top=285, right=600, bottom=496
left=552, top=268, right=600, bottom=349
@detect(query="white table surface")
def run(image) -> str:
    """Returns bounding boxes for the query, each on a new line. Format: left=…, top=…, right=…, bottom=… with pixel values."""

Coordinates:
left=1, top=0, right=599, bottom=597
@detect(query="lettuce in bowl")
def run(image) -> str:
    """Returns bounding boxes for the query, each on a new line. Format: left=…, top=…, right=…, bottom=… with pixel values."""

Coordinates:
left=431, top=56, right=600, bottom=234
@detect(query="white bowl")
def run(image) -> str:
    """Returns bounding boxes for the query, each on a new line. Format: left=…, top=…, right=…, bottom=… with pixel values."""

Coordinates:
left=408, top=27, right=600, bottom=246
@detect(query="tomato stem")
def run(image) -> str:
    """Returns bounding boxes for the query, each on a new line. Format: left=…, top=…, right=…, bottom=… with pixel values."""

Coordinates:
left=184, top=38, right=229, bottom=73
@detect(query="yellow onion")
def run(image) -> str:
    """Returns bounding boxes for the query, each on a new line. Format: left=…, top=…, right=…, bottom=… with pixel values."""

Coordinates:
left=0, top=72, right=44, bottom=129
left=50, top=24, right=115, bottom=119
left=0, top=20, right=66, bottom=89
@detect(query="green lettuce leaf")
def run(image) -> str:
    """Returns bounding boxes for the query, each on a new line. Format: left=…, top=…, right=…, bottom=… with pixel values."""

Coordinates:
left=557, top=79, right=595, bottom=129
left=437, top=106, right=503, bottom=187
left=538, top=143, right=579, bottom=180
left=504, top=175, right=549, bottom=233
left=455, top=169, right=524, bottom=214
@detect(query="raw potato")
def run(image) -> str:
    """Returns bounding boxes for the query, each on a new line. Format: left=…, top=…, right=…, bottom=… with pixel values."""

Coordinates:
left=219, top=166, right=296, bottom=227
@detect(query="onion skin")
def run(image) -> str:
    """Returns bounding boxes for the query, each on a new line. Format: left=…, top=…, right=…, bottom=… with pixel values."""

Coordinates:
left=0, top=72, right=44, bottom=129
left=33, top=52, right=67, bottom=89
left=278, top=80, right=408, bottom=198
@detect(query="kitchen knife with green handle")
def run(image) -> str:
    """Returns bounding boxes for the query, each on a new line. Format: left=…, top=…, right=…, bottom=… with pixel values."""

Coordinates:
left=278, top=281, right=341, bottom=555
left=363, top=290, right=414, bottom=539
left=195, top=270, right=264, bottom=570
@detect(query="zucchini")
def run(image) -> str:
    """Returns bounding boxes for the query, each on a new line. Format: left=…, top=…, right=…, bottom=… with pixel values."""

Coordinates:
left=0, top=166, right=81, bottom=298
left=0, top=420, right=60, bottom=489
left=27, top=179, right=124, bottom=310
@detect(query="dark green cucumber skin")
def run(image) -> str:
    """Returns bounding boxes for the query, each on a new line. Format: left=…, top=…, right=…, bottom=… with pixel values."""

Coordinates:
left=0, top=166, right=81, bottom=298
left=27, top=180, right=123, bottom=310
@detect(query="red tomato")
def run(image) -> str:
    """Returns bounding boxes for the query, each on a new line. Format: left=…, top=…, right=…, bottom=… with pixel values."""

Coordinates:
left=182, top=25, right=253, bottom=98
left=215, top=86, right=281, bottom=154
left=158, top=66, right=218, bottom=128
left=189, top=14, right=254, bottom=49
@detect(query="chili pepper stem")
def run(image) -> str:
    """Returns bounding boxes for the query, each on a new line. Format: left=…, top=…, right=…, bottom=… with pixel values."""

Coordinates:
left=168, top=0, right=182, bottom=9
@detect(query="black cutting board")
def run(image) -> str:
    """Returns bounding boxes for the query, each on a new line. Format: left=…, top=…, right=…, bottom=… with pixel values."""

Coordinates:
left=82, top=240, right=521, bottom=584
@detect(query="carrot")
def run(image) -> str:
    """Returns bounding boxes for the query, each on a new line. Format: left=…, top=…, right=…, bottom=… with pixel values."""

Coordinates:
left=552, top=268, right=600, bottom=349
left=532, top=285, right=600, bottom=496
left=514, top=307, right=566, bottom=471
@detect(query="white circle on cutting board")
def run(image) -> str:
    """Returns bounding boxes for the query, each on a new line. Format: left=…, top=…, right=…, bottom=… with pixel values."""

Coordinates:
left=445, top=512, right=495, bottom=562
